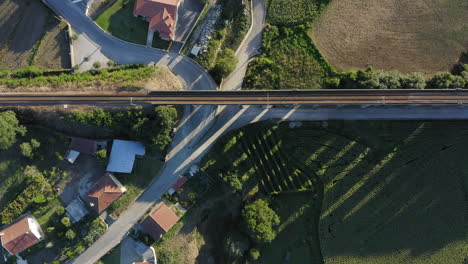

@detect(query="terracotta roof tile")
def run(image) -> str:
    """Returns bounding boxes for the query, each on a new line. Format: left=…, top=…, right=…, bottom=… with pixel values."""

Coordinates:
left=141, top=203, right=179, bottom=241
left=86, top=173, right=126, bottom=213
left=0, top=215, right=42, bottom=255
left=133, top=0, right=179, bottom=39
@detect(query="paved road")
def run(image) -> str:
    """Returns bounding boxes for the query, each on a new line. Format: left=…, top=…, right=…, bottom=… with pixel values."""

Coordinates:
left=41, top=0, right=218, bottom=263
left=175, top=0, right=204, bottom=43
left=222, top=0, right=266, bottom=90
left=43, top=0, right=217, bottom=91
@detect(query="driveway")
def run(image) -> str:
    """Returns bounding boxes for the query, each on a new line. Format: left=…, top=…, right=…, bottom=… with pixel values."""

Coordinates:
left=174, top=0, right=204, bottom=43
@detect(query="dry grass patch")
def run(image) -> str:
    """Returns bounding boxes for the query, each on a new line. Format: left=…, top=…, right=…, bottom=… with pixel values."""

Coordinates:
left=0, top=0, right=69, bottom=69
left=311, top=0, right=468, bottom=75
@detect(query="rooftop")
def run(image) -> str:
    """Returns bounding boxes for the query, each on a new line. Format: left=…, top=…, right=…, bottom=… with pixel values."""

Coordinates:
left=133, top=0, right=179, bottom=39
left=140, top=203, right=179, bottom=241
left=106, top=140, right=145, bottom=173
left=86, top=173, right=126, bottom=213
left=0, top=215, right=44, bottom=255
left=69, top=137, right=97, bottom=155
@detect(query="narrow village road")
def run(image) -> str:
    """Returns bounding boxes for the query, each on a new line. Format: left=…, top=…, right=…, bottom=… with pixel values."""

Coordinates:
left=221, top=0, right=266, bottom=90
left=43, top=0, right=217, bottom=91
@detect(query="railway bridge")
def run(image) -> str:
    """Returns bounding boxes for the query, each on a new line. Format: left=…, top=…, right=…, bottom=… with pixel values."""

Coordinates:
left=0, top=89, right=467, bottom=105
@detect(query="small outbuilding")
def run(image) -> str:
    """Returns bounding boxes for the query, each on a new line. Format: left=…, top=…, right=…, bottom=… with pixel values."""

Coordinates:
left=65, top=137, right=98, bottom=164
left=167, top=176, right=187, bottom=195
left=0, top=214, right=44, bottom=255
left=106, top=140, right=145, bottom=174
left=66, top=198, right=89, bottom=223
left=86, top=173, right=126, bottom=214
left=140, top=203, right=180, bottom=241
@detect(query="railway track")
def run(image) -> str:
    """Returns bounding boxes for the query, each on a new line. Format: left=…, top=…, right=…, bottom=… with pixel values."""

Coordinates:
left=0, top=89, right=467, bottom=105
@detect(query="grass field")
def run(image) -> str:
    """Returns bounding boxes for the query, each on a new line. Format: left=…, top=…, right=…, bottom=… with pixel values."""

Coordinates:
left=199, top=120, right=468, bottom=263
left=312, top=0, right=468, bottom=75
left=95, top=0, right=170, bottom=49
left=0, top=0, right=70, bottom=69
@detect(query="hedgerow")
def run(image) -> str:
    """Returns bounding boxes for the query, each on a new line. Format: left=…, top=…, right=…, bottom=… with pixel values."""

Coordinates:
left=0, top=65, right=155, bottom=88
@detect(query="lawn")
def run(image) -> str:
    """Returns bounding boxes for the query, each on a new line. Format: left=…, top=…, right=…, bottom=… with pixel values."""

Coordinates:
left=199, top=120, right=468, bottom=263
left=107, top=154, right=164, bottom=218
left=100, top=244, right=121, bottom=264
left=95, top=0, right=170, bottom=49
left=311, top=0, right=468, bottom=75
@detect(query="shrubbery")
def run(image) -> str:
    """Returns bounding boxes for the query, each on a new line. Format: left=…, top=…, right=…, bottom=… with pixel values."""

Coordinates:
left=0, top=65, right=155, bottom=88
left=0, top=166, right=52, bottom=224
left=20, top=139, right=40, bottom=158
left=67, top=106, right=177, bottom=150
left=83, top=218, right=107, bottom=246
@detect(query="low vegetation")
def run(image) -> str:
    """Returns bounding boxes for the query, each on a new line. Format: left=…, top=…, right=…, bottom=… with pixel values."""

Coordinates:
left=246, top=0, right=468, bottom=90
left=0, top=64, right=156, bottom=89
left=67, top=105, right=177, bottom=150
left=195, top=0, right=250, bottom=83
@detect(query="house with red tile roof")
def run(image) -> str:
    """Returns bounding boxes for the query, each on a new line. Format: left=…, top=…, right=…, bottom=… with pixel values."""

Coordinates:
left=133, top=0, right=179, bottom=40
left=0, top=214, right=44, bottom=255
left=140, top=203, right=180, bottom=241
left=85, top=173, right=126, bottom=214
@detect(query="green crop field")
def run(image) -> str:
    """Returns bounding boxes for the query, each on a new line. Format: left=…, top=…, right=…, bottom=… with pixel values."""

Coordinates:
left=202, top=120, right=468, bottom=263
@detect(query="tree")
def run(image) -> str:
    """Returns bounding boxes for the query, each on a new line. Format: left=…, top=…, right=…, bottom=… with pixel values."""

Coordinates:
left=211, top=49, right=238, bottom=82
left=20, top=142, right=33, bottom=158
left=152, top=106, right=177, bottom=150
left=242, top=199, right=280, bottom=243
left=376, top=71, right=402, bottom=89
left=220, top=171, right=243, bottom=193
left=61, top=217, right=71, bottom=227
left=95, top=149, right=107, bottom=167
left=20, top=139, right=40, bottom=158
left=0, top=111, right=26, bottom=150
left=65, top=229, right=76, bottom=240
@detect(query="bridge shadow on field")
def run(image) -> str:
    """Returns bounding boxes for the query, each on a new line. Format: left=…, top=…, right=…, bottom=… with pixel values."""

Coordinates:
left=315, top=121, right=468, bottom=263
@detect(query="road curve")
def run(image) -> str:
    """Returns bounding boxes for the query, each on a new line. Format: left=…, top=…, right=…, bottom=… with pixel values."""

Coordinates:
left=42, top=0, right=217, bottom=91
left=221, top=0, right=266, bottom=90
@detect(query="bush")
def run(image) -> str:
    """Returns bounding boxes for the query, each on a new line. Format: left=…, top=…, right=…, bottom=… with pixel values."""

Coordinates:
left=95, top=149, right=107, bottom=166
left=61, top=217, right=72, bottom=227
left=428, top=72, right=467, bottom=89
left=84, top=218, right=107, bottom=246
left=56, top=206, right=65, bottom=216
left=157, top=248, right=176, bottom=264
left=242, top=199, right=280, bottom=243
left=250, top=248, right=260, bottom=260
left=107, top=60, right=115, bottom=67
left=20, top=142, right=33, bottom=158
left=93, top=62, right=101, bottom=69
left=65, top=229, right=76, bottom=240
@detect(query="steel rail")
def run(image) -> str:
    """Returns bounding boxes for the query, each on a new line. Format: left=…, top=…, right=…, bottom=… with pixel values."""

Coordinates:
left=0, top=89, right=467, bottom=105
